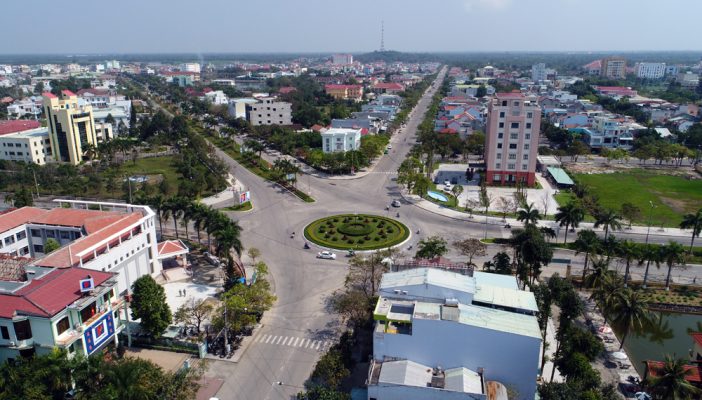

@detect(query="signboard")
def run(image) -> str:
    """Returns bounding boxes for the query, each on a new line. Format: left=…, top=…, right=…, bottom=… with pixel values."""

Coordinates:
left=83, top=312, right=116, bottom=355
left=79, top=277, right=95, bottom=293
left=285, top=173, right=296, bottom=181
left=239, top=191, right=251, bottom=204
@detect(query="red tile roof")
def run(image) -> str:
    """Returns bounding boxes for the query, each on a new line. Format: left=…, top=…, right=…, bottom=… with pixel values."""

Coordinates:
left=583, top=60, right=602, bottom=70
left=495, top=91, right=525, bottom=99
left=0, top=207, right=48, bottom=234
left=76, top=88, right=109, bottom=96
left=373, top=82, right=404, bottom=90
left=439, top=128, right=458, bottom=134
left=645, top=361, right=702, bottom=383
left=157, top=240, right=189, bottom=258
left=0, top=96, right=13, bottom=104
left=30, top=208, right=120, bottom=229
left=42, top=92, right=57, bottom=99
left=0, top=267, right=114, bottom=319
left=0, top=120, right=42, bottom=136
left=35, top=213, right=142, bottom=269
left=61, top=90, right=76, bottom=97
left=692, top=332, right=702, bottom=348
left=325, top=84, right=362, bottom=90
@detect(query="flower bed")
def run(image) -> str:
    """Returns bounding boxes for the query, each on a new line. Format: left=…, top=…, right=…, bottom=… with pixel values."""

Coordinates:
left=304, top=214, right=409, bottom=250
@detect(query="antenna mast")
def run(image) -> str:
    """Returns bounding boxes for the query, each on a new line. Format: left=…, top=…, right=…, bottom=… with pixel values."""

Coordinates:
left=380, top=21, right=385, bottom=52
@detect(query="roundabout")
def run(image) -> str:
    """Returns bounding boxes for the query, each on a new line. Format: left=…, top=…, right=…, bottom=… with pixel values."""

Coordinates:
left=304, top=214, right=410, bottom=251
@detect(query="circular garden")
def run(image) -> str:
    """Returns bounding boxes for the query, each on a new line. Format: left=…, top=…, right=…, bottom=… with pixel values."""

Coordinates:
left=304, top=214, right=410, bottom=251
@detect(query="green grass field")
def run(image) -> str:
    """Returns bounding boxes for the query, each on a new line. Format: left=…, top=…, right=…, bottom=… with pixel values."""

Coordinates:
left=120, top=156, right=181, bottom=194
left=558, top=170, right=702, bottom=227
left=304, top=214, right=409, bottom=251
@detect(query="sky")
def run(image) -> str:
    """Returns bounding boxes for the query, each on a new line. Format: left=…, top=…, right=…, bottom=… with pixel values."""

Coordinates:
left=2, top=0, right=701, bottom=54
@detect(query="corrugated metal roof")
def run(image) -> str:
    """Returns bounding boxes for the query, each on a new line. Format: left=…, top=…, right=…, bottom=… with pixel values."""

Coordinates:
left=547, top=167, right=575, bottom=186
left=444, top=367, right=483, bottom=394
left=378, top=360, right=432, bottom=387
left=473, top=285, right=538, bottom=313
left=380, top=268, right=476, bottom=295
left=457, top=303, right=541, bottom=339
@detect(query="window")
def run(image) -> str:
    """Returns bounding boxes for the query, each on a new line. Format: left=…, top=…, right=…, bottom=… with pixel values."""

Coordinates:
left=510, top=122, right=519, bottom=129
left=80, top=302, right=97, bottom=323
left=4, top=236, right=14, bottom=245
left=60, top=231, right=70, bottom=240
left=498, top=122, right=504, bottom=128
left=526, top=123, right=532, bottom=129
left=495, top=163, right=501, bottom=169
left=13, top=320, right=32, bottom=340
left=103, top=290, right=113, bottom=303
left=523, top=154, right=529, bottom=160
left=527, top=112, right=533, bottom=119
left=508, top=153, right=516, bottom=160
left=30, top=229, right=40, bottom=237
left=499, top=112, right=505, bottom=118
left=56, top=317, right=70, bottom=336
left=513, top=101, right=520, bottom=107
left=496, top=153, right=502, bottom=159
left=509, top=143, right=517, bottom=149
left=522, top=164, right=528, bottom=170
left=497, top=143, right=502, bottom=149
left=524, top=144, right=530, bottom=150
left=507, top=164, right=516, bottom=170
left=19, top=246, right=29, bottom=256
left=525, top=134, right=531, bottom=140
left=497, top=133, right=503, bottom=139
left=1, top=326, right=9, bottom=340
left=33, top=244, right=44, bottom=253
left=510, top=133, right=518, bottom=140
left=501, top=101, right=507, bottom=106
left=46, top=230, right=56, bottom=238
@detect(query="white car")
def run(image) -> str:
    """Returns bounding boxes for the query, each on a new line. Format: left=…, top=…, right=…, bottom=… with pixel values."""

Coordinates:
left=317, top=251, right=337, bottom=260
left=443, top=180, right=451, bottom=186
left=387, top=144, right=393, bottom=150
left=203, top=251, right=220, bottom=266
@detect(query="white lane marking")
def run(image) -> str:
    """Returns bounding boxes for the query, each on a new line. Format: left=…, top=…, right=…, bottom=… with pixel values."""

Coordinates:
left=264, top=335, right=274, bottom=344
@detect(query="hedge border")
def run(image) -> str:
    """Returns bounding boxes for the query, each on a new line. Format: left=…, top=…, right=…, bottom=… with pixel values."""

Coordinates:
left=304, top=214, right=410, bottom=251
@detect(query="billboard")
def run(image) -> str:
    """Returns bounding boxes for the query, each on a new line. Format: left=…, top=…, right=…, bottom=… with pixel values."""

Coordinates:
left=239, top=191, right=251, bottom=204
left=83, top=312, right=116, bottom=355
left=79, top=277, right=94, bottom=293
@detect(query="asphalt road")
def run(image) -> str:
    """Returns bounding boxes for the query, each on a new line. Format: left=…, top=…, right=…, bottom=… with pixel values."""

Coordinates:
left=200, top=66, right=700, bottom=399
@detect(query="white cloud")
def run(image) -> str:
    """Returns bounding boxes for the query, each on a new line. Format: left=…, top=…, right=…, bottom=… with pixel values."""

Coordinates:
left=463, top=0, right=513, bottom=12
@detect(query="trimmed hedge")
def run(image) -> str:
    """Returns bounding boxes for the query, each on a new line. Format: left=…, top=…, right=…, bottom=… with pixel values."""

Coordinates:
left=304, top=214, right=409, bottom=250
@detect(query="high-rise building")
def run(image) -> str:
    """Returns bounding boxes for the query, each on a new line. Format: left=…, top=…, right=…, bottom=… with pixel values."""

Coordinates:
left=601, top=57, right=627, bottom=79
left=636, top=62, right=666, bottom=79
left=43, top=91, right=98, bottom=165
left=332, top=54, right=353, bottom=65
left=531, top=63, right=547, bottom=82
left=180, top=63, right=201, bottom=73
left=484, top=92, right=541, bottom=186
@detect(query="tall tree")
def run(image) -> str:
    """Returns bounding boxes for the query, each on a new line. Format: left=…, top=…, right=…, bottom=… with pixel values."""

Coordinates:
left=679, top=208, right=702, bottom=254
left=415, top=235, right=448, bottom=259
left=517, top=202, right=541, bottom=226
left=660, top=241, right=686, bottom=291
left=610, top=289, right=650, bottom=350
left=453, top=238, right=486, bottom=267
left=574, top=229, right=601, bottom=286
left=555, top=202, right=585, bottom=244
left=617, top=240, right=640, bottom=287
left=594, top=209, right=622, bottom=241
left=130, top=275, right=172, bottom=337
left=639, top=244, right=663, bottom=289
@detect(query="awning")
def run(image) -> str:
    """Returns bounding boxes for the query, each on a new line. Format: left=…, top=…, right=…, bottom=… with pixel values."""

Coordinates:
left=157, top=240, right=189, bottom=260
left=547, top=167, right=574, bottom=186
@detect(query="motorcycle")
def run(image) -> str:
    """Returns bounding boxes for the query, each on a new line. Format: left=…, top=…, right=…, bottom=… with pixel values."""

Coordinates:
left=304, top=242, right=310, bottom=249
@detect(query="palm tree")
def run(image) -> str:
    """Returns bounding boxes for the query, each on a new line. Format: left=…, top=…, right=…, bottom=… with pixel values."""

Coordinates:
left=190, top=203, right=209, bottom=245
left=646, top=355, right=701, bottom=400
left=451, top=184, right=463, bottom=199
left=639, top=244, right=663, bottom=289
left=574, top=229, right=601, bottom=286
left=165, top=197, right=184, bottom=239
left=589, top=272, right=623, bottom=324
left=594, top=209, right=622, bottom=241
left=540, top=226, right=556, bottom=243
left=146, top=194, right=165, bottom=237
left=214, top=219, right=243, bottom=260
left=610, top=288, right=650, bottom=350
left=617, top=240, right=640, bottom=287
left=661, top=241, right=686, bottom=291
left=583, top=256, right=612, bottom=290
left=555, top=202, right=585, bottom=244
left=516, top=203, right=541, bottom=226
left=680, top=208, right=702, bottom=255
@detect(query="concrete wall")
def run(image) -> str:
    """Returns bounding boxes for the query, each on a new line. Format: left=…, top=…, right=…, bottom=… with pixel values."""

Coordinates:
left=368, top=383, right=486, bottom=400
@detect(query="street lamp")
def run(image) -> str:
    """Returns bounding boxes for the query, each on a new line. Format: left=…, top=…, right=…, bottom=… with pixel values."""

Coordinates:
left=645, top=201, right=656, bottom=245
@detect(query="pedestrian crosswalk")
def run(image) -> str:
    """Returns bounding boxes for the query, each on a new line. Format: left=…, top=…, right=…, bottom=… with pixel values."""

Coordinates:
left=253, top=334, right=333, bottom=351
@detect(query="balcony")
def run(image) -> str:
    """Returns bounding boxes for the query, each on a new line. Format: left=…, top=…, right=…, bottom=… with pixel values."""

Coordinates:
left=55, top=328, right=82, bottom=347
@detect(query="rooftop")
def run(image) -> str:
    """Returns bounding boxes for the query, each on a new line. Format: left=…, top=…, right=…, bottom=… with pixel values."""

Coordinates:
left=0, top=120, right=41, bottom=136
left=0, top=267, right=114, bottom=318
left=380, top=268, right=475, bottom=295
left=373, top=359, right=484, bottom=395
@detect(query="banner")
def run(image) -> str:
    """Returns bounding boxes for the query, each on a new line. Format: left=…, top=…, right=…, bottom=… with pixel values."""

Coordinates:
left=84, top=312, right=116, bottom=355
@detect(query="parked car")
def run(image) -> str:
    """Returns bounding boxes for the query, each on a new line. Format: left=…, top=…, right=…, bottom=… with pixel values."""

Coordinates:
left=203, top=251, right=220, bottom=266
left=443, top=180, right=451, bottom=186
left=317, top=251, right=337, bottom=260
left=391, top=200, right=401, bottom=207
left=387, top=144, right=393, bottom=150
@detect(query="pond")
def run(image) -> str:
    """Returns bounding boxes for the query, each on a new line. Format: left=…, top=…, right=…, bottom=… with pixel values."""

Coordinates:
left=427, top=190, right=449, bottom=203
left=622, top=311, right=702, bottom=376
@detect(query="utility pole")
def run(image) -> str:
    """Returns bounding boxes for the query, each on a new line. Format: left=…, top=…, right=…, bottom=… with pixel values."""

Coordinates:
left=32, top=169, right=40, bottom=198
left=124, top=291, right=132, bottom=348
left=223, top=301, right=228, bottom=356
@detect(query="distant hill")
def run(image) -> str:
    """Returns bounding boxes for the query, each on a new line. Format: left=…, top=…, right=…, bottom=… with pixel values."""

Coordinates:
left=354, top=51, right=438, bottom=64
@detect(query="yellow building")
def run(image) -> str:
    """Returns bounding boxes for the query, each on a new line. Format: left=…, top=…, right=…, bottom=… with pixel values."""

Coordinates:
left=43, top=90, right=98, bottom=165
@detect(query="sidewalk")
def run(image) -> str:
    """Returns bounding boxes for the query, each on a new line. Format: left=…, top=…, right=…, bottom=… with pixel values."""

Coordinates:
left=200, top=173, right=246, bottom=208
left=402, top=190, right=694, bottom=240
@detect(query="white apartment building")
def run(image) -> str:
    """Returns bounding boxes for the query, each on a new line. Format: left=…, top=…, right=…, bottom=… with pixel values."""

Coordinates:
left=321, top=128, right=362, bottom=153
left=531, top=63, right=555, bottom=82
left=7, top=97, right=43, bottom=119
left=203, top=90, right=228, bottom=105
left=181, top=63, right=201, bottom=73
left=636, top=63, right=666, bottom=79
left=0, top=127, right=52, bottom=165
left=369, top=268, right=541, bottom=400
left=332, top=54, right=354, bottom=65
left=586, top=116, right=637, bottom=148
left=228, top=98, right=259, bottom=119
left=246, top=97, right=293, bottom=126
